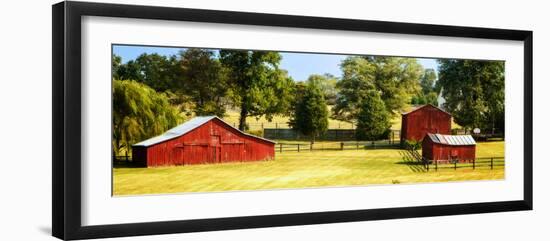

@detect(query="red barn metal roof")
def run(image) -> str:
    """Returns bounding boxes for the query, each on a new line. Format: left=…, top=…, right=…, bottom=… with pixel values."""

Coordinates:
left=133, top=116, right=276, bottom=147
left=426, top=133, right=476, bottom=146
left=401, top=104, right=451, bottom=116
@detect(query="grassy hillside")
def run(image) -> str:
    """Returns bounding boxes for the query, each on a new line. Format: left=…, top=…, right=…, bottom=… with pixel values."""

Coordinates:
left=220, top=105, right=461, bottom=131
left=221, top=107, right=354, bottom=130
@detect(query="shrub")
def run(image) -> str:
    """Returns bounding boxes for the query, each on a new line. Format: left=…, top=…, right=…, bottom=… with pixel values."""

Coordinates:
left=245, top=129, right=264, bottom=138
left=405, top=140, right=421, bottom=150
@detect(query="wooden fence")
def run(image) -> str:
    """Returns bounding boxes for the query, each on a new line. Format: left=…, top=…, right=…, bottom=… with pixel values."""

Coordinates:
left=265, top=128, right=401, bottom=142
left=276, top=141, right=400, bottom=153
left=230, top=122, right=357, bottom=130
left=407, top=149, right=504, bottom=171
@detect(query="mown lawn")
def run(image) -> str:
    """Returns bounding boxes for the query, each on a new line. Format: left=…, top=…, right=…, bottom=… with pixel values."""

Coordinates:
left=113, top=141, right=504, bottom=196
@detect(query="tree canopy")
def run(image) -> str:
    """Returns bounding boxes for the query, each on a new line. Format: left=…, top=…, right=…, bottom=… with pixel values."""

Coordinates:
left=306, top=73, right=338, bottom=105
left=420, top=68, right=437, bottom=94
left=289, top=82, right=329, bottom=143
left=219, top=50, right=295, bottom=130
left=333, top=56, right=423, bottom=122
left=178, top=49, right=229, bottom=116
left=355, top=90, right=391, bottom=141
left=112, top=80, right=181, bottom=156
left=112, top=47, right=506, bottom=149
left=411, top=68, right=439, bottom=106
left=437, top=59, right=505, bottom=132
left=114, top=53, right=180, bottom=92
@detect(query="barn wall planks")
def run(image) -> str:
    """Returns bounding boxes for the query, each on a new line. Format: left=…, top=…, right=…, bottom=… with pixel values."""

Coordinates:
left=401, top=105, right=452, bottom=143
left=422, top=138, right=476, bottom=163
left=134, top=119, right=275, bottom=167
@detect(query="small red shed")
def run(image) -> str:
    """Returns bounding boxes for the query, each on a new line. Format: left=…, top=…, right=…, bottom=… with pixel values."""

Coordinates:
left=132, top=116, right=275, bottom=167
left=422, top=133, right=476, bottom=163
left=401, top=104, right=452, bottom=143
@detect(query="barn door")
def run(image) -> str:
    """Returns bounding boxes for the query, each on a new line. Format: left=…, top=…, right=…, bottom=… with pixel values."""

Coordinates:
left=210, top=135, right=221, bottom=163
left=425, top=110, right=439, bottom=135
left=171, top=147, right=184, bottom=165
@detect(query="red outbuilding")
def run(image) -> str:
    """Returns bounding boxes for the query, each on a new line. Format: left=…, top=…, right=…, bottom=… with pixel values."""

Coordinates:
left=401, top=104, right=452, bottom=143
left=132, top=116, right=276, bottom=167
left=422, top=133, right=476, bottom=163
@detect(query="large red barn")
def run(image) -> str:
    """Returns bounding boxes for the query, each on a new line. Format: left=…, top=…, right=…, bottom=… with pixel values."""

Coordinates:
left=401, top=104, right=452, bottom=143
left=132, top=116, right=275, bottom=167
left=422, top=133, right=476, bottom=163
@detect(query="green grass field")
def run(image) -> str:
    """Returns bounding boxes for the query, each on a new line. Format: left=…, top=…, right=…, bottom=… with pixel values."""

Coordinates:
left=113, top=141, right=504, bottom=196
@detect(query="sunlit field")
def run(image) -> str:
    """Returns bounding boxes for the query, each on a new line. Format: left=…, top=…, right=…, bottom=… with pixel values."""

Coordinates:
left=220, top=106, right=461, bottom=131
left=113, top=141, right=504, bottom=196
left=221, top=107, right=355, bottom=130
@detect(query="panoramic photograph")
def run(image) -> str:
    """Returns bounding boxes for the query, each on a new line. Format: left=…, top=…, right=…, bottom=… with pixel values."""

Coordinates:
left=111, top=44, right=505, bottom=196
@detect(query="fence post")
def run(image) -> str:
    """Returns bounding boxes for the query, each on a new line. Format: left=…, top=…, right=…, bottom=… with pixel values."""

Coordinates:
left=310, top=143, right=313, bottom=151
left=297, top=144, right=300, bottom=152
left=372, top=141, right=375, bottom=149
left=435, top=160, right=438, bottom=171
left=392, top=131, right=395, bottom=145
left=340, top=142, right=344, bottom=150
left=454, top=161, right=457, bottom=170
left=356, top=142, right=359, bottom=150
left=280, top=143, right=282, bottom=153
left=491, top=157, right=494, bottom=170
left=426, top=159, right=429, bottom=171
left=473, top=159, right=475, bottom=170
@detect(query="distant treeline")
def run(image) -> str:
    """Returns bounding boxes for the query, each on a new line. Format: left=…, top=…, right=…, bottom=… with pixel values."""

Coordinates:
left=112, top=48, right=504, bottom=156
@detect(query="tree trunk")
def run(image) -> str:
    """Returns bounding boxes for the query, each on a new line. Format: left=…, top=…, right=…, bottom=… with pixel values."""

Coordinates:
left=238, top=103, right=248, bottom=131
left=491, top=114, right=495, bottom=135
left=114, top=138, right=120, bottom=159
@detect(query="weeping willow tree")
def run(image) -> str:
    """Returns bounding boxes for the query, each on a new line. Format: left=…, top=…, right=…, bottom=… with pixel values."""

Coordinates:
left=112, top=80, right=181, bottom=158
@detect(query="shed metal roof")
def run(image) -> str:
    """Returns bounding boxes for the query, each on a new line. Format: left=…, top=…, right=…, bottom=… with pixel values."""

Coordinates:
left=426, top=133, right=476, bottom=146
left=133, top=116, right=276, bottom=147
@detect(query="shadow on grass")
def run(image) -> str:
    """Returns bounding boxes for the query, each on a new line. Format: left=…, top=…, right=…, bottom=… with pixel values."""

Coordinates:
left=113, top=161, right=146, bottom=169
left=395, top=150, right=427, bottom=173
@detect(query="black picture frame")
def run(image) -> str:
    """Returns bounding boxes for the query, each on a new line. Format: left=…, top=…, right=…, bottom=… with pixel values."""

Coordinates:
left=52, top=1, right=533, bottom=240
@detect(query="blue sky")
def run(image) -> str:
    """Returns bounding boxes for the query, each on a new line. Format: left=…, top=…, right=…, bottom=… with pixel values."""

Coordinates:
left=113, top=45, right=438, bottom=81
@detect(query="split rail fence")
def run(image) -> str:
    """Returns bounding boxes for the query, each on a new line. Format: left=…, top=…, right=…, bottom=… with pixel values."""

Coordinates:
left=407, top=149, right=504, bottom=171
left=276, top=141, right=400, bottom=153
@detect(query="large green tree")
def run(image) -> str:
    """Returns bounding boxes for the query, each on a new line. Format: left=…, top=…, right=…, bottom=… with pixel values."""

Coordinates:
left=411, top=68, right=439, bottom=106
left=219, top=50, right=294, bottom=130
left=112, top=54, right=122, bottom=80
left=420, top=68, right=437, bottom=94
left=112, top=80, right=181, bottom=157
left=437, top=59, right=505, bottom=132
left=289, top=82, right=329, bottom=143
left=306, top=73, right=339, bottom=105
left=178, top=48, right=229, bottom=116
left=333, top=56, right=422, bottom=122
left=115, top=53, right=180, bottom=92
left=355, top=90, right=391, bottom=141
